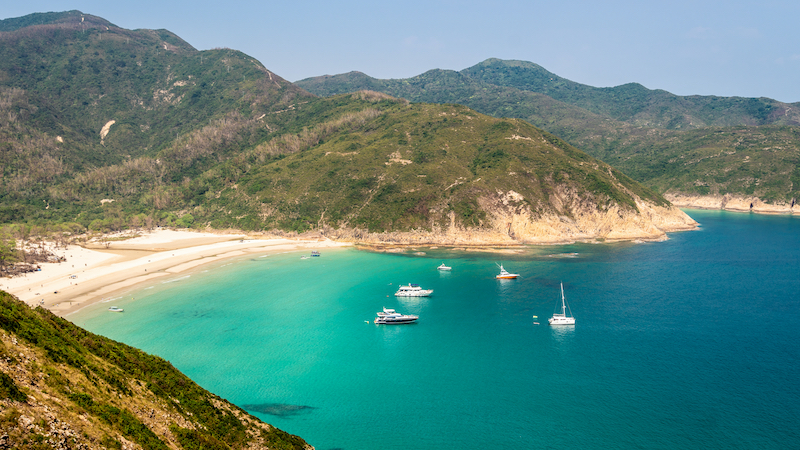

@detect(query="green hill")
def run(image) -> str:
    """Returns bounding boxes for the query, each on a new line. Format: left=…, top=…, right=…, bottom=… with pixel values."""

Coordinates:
left=461, top=59, right=800, bottom=129
left=301, top=58, right=800, bottom=130
left=0, top=11, right=308, bottom=171
left=0, top=291, right=310, bottom=449
left=0, top=12, right=693, bottom=242
left=296, top=59, right=800, bottom=204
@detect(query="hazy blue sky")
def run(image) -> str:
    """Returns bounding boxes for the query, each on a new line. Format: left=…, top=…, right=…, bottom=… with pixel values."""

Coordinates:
left=5, top=1, right=800, bottom=102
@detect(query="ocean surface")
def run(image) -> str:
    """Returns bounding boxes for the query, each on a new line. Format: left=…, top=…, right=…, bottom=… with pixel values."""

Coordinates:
left=71, top=210, right=800, bottom=450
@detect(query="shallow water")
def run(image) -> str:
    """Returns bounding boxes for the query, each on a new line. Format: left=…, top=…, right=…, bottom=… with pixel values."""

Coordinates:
left=72, top=210, right=800, bottom=450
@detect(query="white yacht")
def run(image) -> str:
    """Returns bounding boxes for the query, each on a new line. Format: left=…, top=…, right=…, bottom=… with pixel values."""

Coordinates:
left=108, top=306, right=124, bottom=312
left=437, top=263, right=452, bottom=271
left=495, top=264, right=519, bottom=279
left=374, top=307, right=418, bottom=324
left=549, top=282, right=575, bottom=325
left=394, top=283, right=433, bottom=297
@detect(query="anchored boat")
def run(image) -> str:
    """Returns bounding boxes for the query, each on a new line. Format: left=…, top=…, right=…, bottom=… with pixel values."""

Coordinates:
left=548, top=282, right=575, bottom=325
left=374, top=307, right=418, bottom=324
left=495, top=264, right=519, bottom=279
left=394, top=283, right=433, bottom=297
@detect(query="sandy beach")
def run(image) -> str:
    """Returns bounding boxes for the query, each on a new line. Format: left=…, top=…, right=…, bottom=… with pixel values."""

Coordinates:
left=1, top=229, right=350, bottom=317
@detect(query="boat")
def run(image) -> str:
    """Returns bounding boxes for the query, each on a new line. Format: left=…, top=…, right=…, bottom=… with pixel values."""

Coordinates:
left=300, top=256, right=310, bottom=260
left=495, top=264, right=519, bottom=279
left=437, top=263, right=452, bottom=271
left=374, top=307, right=418, bottom=324
left=108, top=306, right=124, bottom=312
left=311, top=251, right=321, bottom=257
left=394, top=283, right=433, bottom=297
left=548, top=282, right=575, bottom=325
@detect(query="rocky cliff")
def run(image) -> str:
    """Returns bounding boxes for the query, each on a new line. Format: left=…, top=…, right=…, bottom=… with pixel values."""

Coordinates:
left=664, top=193, right=799, bottom=215
left=327, top=189, right=697, bottom=246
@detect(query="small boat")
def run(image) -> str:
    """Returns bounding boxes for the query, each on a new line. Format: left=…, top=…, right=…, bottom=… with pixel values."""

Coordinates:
left=394, top=283, right=433, bottom=297
left=108, top=306, right=124, bottom=312
left=311, top=251, right=321, bottom=257
left=300, top=255, right=310, bottom=260
left=437, top=263, right=452, bottom=271
left=374, top=307, right=418, bottom=324
left=495, top=264, right=519, bottom=279
left=548, top=282, right=575, bottom=326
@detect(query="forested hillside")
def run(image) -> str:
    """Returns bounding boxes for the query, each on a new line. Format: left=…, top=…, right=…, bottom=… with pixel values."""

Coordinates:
left=0, top=11, right=694, bottom=243
left=297, top=59, right=800, bottom=204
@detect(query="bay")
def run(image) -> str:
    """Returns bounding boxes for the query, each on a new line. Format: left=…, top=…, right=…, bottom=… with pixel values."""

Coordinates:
left=71, top=210, right=800, bottom=449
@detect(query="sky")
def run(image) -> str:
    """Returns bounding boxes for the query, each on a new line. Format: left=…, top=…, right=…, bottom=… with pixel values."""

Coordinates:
left=4, top=1, right=800, bottom=102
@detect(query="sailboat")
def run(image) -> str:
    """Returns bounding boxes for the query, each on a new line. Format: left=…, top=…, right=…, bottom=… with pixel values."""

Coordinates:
left=548, top=282, right=575, bottom=325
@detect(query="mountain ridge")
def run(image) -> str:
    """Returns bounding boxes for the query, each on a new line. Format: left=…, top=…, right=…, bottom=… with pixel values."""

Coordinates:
left=0, top=12, right=697, bottom=243
left=462, top=58, right=800, bottom=127
left=296, top=58, right=800, bottom=206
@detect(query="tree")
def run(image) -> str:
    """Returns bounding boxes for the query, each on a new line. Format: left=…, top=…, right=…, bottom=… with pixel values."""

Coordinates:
left=0, top=234, right=20, bottom=273
left=176, top=214, right=194, bottom=228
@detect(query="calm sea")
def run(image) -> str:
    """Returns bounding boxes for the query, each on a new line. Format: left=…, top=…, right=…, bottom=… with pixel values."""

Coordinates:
left=71, top=210, right=800, bottom=450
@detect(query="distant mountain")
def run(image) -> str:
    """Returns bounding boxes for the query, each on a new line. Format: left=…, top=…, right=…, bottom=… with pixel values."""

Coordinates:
left=0, top=12, right=694, bottom=242
left=297, top=59, right=800, bottom=205
left=461, top=59, right=800, bottom=129
left=0, top=291, right=311, bottom=449
left=301, top=58, right=800, bottom=130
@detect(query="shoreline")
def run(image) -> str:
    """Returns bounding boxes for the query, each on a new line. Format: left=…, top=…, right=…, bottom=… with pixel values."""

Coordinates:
left=1, top=230, right=350, bottom=317
left=665, top=193, right=799, bottom=215
left=2, top=219, right=701, bottom=318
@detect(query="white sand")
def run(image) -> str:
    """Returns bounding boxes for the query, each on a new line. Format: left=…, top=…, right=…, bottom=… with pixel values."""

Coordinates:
left=2, top=230, right=349, bottom=317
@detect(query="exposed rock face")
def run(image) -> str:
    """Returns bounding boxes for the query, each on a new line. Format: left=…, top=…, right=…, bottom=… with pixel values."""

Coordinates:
left=665, top=193, right=799, bottom=215
left=328, top=191, right=697, bottom=246
left=494, top=201, right=697, bottom=244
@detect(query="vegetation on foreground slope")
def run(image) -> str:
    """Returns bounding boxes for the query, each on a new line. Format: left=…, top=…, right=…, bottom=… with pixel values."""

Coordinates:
left=0, top=12, right=690, bottom=242
left=0, top=291, right=311, bottom=449
left=297, top=59, right=800, bottom=204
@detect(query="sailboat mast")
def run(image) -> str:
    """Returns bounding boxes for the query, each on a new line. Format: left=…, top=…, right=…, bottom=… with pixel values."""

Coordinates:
left=560, top=282, right=566, bottom=314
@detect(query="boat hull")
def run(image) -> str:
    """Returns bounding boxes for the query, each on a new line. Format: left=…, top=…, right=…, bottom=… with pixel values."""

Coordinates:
left=395, top=291, right=433, bottom=297
left=374, top=318, right=418, bottom=324
left=548, top=317, right=575, bottom=325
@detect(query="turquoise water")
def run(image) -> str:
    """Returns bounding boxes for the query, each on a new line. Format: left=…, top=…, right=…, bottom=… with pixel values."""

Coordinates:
left=72, top=210, right=800, bottom=450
